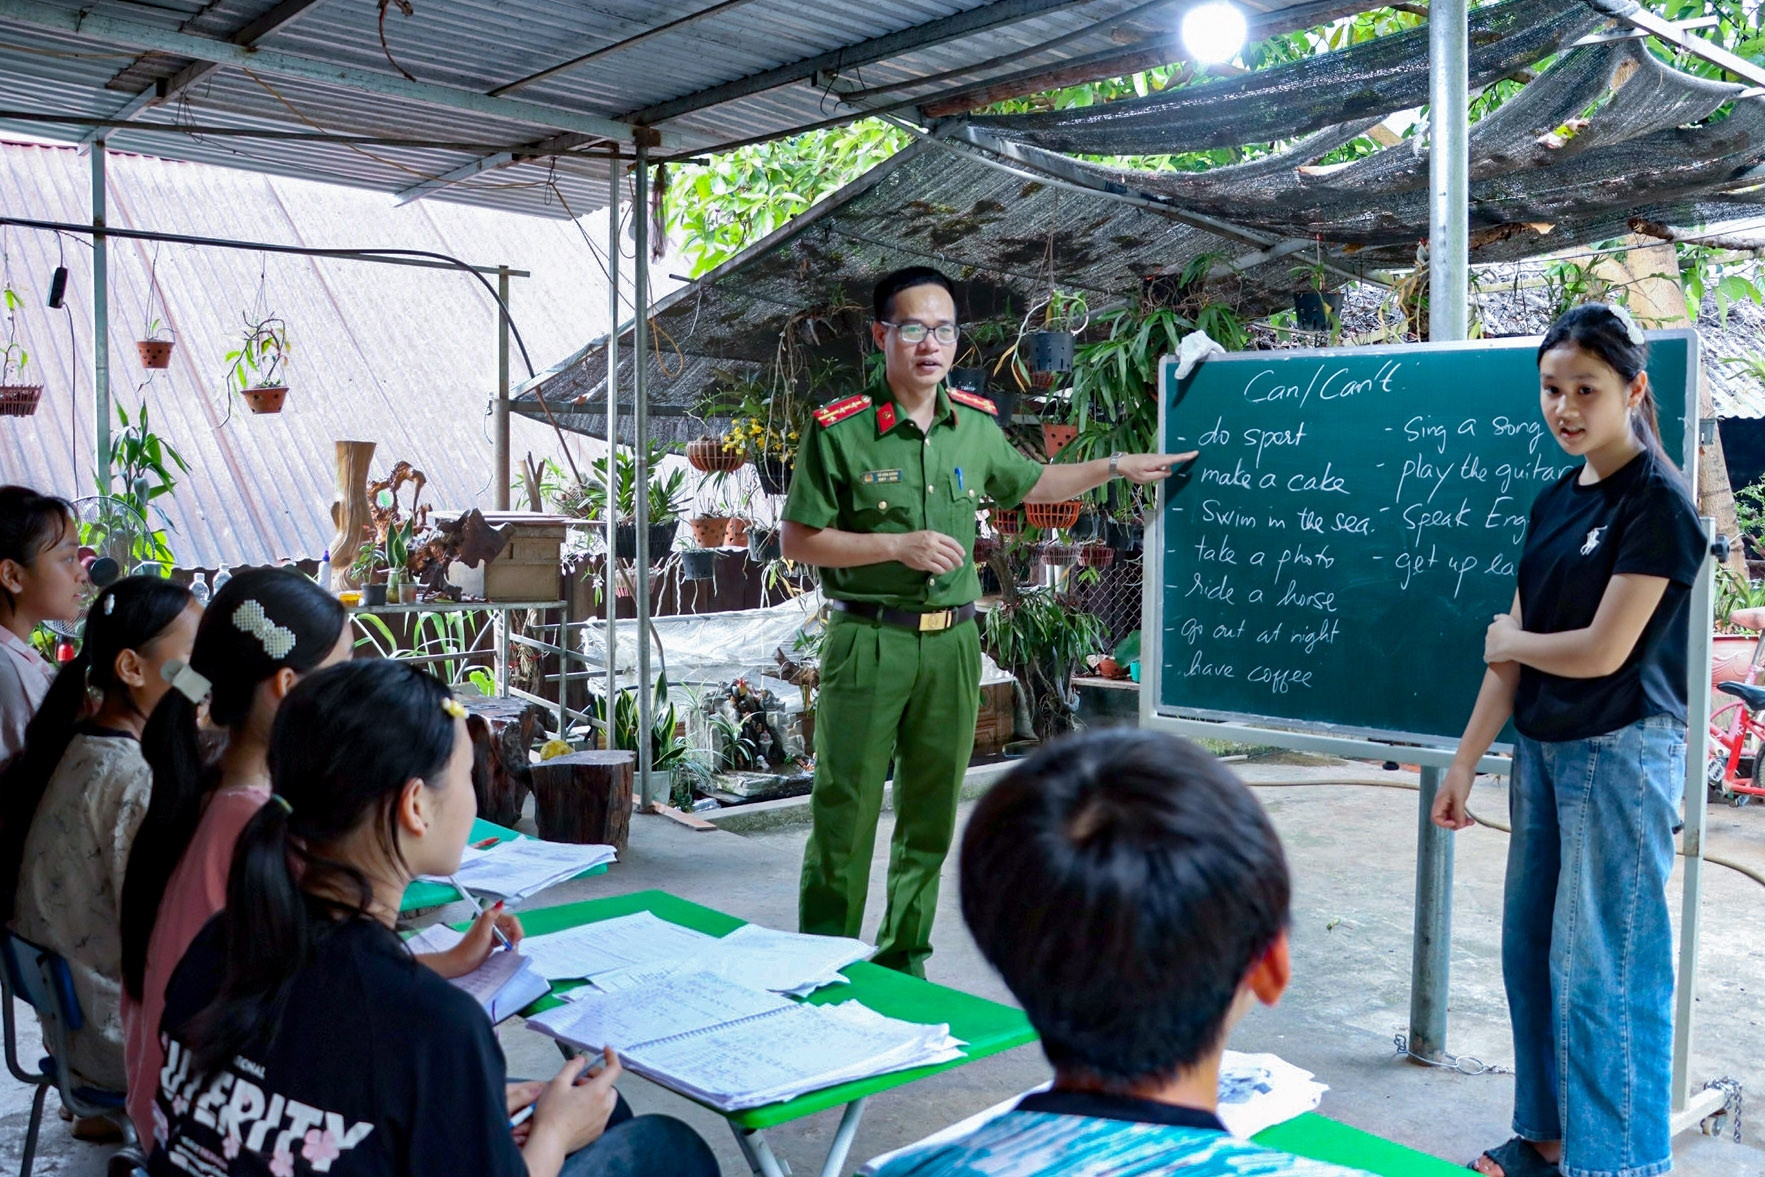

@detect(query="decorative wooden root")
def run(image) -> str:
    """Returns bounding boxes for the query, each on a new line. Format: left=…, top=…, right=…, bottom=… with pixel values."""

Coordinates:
left=329, top=440, right=377, bottom=589
left=531, top=750, right=633, bottom=850
left=463, top=696, right=547, bottom=826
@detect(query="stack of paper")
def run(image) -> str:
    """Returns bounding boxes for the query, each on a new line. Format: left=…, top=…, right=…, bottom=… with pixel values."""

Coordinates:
left=421, top=839, right=617, bottom=903
left=681, top=925, right=873, bottom=997
left=528, top=966, right=963, bottom=1112
left=1214, top=1051, right=1329, bottom=1139
left=403, top=924, right=550, bottom=1023
left=518, top=912, right=718, bottom=982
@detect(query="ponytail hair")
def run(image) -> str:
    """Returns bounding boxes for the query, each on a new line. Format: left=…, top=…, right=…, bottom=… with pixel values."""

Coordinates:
left=0, top=575, right=191, bottom=919
left=179, top=659, right=457, bottom=1075
left=1538, top=303, right=1677, bottom=476
left=0, top=486, right=74, bottom=614
left=121, top=567, right=347, bottom=1000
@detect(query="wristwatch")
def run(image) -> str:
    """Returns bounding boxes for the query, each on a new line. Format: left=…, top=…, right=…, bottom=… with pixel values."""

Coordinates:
left=1108, top=452, right=1124, bottom=478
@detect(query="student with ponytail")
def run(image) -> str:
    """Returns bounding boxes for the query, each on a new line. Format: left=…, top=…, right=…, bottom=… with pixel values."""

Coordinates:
left=121, top=568, right=517, bottom=1145
left=0, top=575, right=197, bottom=1119
left=0, top=486, right=87, bottom=773
left=151, top=660, right=718, bottom=1177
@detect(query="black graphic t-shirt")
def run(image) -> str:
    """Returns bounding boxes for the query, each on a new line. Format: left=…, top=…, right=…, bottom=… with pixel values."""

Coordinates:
left=1513, top=447, right=1704, bottom=742
left=150, top=913, right=524, bottom=1177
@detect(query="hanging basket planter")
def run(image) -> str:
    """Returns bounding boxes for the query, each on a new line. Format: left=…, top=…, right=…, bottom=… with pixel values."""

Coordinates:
left=681, top=549, right=718, bottom=581
left=755, top=455, right=794, bottom=496
left=1028, top=330, right=1074, bottom=389
left=689, top=515, right=731, bottom=547
left=1040, top=541, right=1079, bottom=567
left=748, top=526, right=782, bottom=563
left=1040, top=423, right=1078, bottom=459
left=0, top=384, right=42, bottom=417
left=1079, top=542, right=1115, bottom=568
left=989, top=506, right=1023, bottom=537
left=1024, top=500, right=1082, bottom=530
left=242, top=385, right=288, bottom=414
left=724, top=517, right=750, bottom=548
left=686, top=434, right=745, bottom=473
left=136, top=339, right=175, bottom=369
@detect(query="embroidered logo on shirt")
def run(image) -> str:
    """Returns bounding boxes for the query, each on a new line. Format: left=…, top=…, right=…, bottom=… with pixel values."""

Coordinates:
left=859, top=469, right=903, bottom=485
left=1581, top=526, right=1606, bottom=555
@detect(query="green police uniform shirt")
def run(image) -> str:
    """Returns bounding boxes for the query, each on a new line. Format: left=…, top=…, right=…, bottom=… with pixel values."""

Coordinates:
left=783, top=383, right=1043, bottom=610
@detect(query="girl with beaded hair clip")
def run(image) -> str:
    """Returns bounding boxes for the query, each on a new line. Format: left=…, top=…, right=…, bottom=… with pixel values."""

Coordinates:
left=1434, top=303, right=1705, bottom=1177
left=0, top=575, right=198, bottom=1139
left=119, top=568, right=520, bottom=1144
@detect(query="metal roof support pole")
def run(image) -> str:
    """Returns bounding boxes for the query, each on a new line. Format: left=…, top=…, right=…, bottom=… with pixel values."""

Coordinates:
left=632, top=142, right=654, bottom=812
left=494, top=265, right=511, bottom=511
left=605, top=158, right=621, bottom=736
left=91, top=140, right=110, bottom=492
left=1409, top=0, right=1468, bottom=1068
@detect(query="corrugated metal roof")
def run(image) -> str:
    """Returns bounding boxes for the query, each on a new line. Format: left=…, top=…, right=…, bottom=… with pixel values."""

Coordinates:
left=0, top=0, right=1349, bottom=218
left=0, top=138, right=672, bottom=566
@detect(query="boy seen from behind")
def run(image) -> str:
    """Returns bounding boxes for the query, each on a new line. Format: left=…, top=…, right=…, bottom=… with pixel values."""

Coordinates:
left=876, top=729, right=1372, bottom=1176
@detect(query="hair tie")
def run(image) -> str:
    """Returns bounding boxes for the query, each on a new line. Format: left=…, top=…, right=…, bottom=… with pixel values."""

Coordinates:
left=233, top=599, right=297, bottom=660
left=441, top=696, right=466, bottom=720
left=1602, top=302, right=1646, bottom=347
left=102, top=594, right=115, bottom=616
left=269, top=794, right=293, bottom=816
left=160, top=659, right=213, bottom=706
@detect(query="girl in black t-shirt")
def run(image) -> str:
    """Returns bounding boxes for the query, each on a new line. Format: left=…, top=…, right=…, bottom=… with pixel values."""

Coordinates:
left=150, top=660, right=717, bottom=1177
left=1433, top=305, right=1704, bottom=1177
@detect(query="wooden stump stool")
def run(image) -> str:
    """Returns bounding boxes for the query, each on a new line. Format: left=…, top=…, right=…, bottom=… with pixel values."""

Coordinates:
left=530, top=750, right=633, bottom=851
left=463, top=696, right=547, bottom=826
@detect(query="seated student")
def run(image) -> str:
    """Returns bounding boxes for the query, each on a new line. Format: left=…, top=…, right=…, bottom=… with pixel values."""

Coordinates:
left=0, top=576, right=198, bottom=1131
left=121, top=567, right=517, bottom=1147
left=876, top=729, right=1372, bottom=1177
left=151, top=659, right=718, bottom=1177
left=0, top=487, right=87, bottom=774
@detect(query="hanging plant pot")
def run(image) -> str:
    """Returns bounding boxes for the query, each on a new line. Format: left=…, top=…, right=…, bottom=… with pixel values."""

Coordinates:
left=1028, top=330, right=1074, bottom=389
left=136, top=339, right=175, bottom=369
left=724, top=517, right=750, bottom=548
left=243, top=385, right=288, bottom=414
left=748, top=526, right=781, bottom=563
left=984, top=389, right=1019, bottom=423
left=755, top=455, right=794, bottom=496
left=689, top=515, right=731, bottom=547
left=1293, top=291, right=1344, bottom=332
left=613, top=521, right=680, bottom=560
left=687, top=434, right=744, bottom=473
left=1080, top=542, right=1115, bottom=568
left=1024, top=500, right=1082, bottom=530
left=1040, top=541, right=1078, bottom=567
left=681, top=549, right=718, bottom=581
left=990, top=506, right=1023, bottom=537
left=0, top=385, right=43, bottom=417
left=1104, top=517, right=1143, bottom=553
left=1070, top=511, right=1102, bottom=543
left=1041, top=423, right=1078, bottom=458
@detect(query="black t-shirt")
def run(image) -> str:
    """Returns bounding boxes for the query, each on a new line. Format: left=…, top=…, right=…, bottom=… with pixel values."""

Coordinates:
left=150, top=913, right=524, bottom=1177
left=1513, top=447, right=1704, bottom=742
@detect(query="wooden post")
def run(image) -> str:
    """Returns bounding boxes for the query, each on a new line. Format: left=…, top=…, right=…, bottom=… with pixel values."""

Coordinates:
left=530, top=750, right=633, bottom=850
left=330, top=440, right=378, bottom=589
left=463, top=696, right=547, bottom=826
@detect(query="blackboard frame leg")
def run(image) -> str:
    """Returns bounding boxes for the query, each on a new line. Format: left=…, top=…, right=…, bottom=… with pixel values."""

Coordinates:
left=1408, top=765, right=1455, bottom=1062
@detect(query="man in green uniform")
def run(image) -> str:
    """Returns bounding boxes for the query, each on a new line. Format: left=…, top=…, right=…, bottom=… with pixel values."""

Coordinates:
left=782, top=266, right=1194, bottom=976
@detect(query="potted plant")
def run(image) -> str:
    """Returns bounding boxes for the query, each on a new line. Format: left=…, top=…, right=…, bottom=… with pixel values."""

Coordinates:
left=748, top=525, right=782, bottom=564
left=725, top=515, right=751, bottom=548
left=989, top=505, right=1023, bottom=537
left=350, top=541, right=388, bottom=605
left=224, top=313, right=291, bottom=413
left=689, top=513, right=731, bottom=547
left=982, top=584, right=1106, bottom=743
left=686, top=433, right=744, bottom=473
left=698, top=370, right=818, bottom=498
left=1024, top=500, right=1082, bottom=530
left=1040, top=541, right=1078, bottom=567
left=573, top=443, right=689, bottom=560
left=1027, top=290, right=1087, bottom=390
left=0, top=276, right=40, bottom=418
left=1079, top=541, right=1115, bottom=568
left=385, top=520, right=418, bottom=604
left=681, top=544, right=718, bottom=582
left=1291, top=258, right=1341, bottom=333
left=136, top=317, right=174, bottom=369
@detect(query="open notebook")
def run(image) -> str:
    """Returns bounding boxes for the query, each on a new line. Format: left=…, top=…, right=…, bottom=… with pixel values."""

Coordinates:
left=403, top=924, right=550, bottom=1023
left=528, top=966, right=963, bottom=1112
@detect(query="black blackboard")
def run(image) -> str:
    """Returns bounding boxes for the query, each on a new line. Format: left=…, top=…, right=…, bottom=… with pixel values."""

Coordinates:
left=1151, top=333, right=1698, bottom=747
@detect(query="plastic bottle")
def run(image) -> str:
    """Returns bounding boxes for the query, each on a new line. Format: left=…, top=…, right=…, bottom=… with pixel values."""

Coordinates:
left=188, top=571, right=210, bottom=606
left=212, top=563, right=232, bottom=593
left=316, top=549, right=331, bottom=592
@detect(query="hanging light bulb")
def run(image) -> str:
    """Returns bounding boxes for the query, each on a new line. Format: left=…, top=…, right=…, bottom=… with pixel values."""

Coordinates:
left=1181, top=1, right=1247, bottom=65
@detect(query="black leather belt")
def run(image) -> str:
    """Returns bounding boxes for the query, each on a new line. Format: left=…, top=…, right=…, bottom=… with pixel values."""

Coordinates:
left=830, top=599, right=978, bottom=633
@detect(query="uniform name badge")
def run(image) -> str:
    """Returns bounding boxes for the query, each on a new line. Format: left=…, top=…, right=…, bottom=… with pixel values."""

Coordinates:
left=859, top=469, right=904, bottom=485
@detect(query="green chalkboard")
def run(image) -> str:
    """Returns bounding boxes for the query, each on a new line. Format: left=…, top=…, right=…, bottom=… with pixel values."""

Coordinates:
left=1151, top=333, right=1698, bottom=747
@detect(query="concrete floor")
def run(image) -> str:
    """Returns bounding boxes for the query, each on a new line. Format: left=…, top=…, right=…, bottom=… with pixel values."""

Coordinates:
left=7, top=754, right=1765, bottom=1175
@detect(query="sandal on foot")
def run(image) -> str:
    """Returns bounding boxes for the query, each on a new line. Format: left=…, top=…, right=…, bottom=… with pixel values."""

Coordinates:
left=1470, top=1138, right=1559, bottom=1177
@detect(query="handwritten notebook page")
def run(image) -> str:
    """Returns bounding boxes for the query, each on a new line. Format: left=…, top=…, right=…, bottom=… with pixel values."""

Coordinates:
left=518, top=912, right=716, bottom=981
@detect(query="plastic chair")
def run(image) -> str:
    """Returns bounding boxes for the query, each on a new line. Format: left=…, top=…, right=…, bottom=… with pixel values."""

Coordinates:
left=0, top=930, right=131, bottom=1177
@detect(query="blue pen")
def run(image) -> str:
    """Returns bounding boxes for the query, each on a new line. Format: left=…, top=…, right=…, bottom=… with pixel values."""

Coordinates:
left=954, top=467, right=964, bottom=492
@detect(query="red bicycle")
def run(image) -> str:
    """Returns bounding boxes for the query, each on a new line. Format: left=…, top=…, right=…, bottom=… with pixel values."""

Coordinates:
left=1708, top=607, right=1765, bottom=807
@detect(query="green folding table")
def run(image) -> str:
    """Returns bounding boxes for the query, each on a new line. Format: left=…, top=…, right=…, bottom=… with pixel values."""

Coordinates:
left=510, top=891, right=1465, bottom=1177
left=397, top=817, right=609, bottom=913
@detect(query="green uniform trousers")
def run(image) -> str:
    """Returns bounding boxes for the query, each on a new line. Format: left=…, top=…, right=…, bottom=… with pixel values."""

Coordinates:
left=799, top=610, right=981, bottom=977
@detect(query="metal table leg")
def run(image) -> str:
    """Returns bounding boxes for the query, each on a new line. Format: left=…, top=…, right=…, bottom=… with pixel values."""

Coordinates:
left=730, top=1122, right=790, bottom=1177
left=818, top=1098, right=867, bottom=1177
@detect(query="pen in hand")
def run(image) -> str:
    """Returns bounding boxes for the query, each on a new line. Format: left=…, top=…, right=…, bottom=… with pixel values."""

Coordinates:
left=449, top=874, right=513, bottom=950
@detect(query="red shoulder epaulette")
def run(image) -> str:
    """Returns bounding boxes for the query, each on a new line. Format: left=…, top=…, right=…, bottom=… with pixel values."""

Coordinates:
left=948, top=389, right=997, bottom=415
left=813, top=394, right=871, bottom=428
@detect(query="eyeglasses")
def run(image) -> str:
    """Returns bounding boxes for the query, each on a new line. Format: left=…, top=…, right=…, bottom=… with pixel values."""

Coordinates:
left=884, top=321, right=959, bottom=346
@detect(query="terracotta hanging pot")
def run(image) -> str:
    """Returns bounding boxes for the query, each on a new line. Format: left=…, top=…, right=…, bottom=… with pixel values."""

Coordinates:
left=1041, top=423, right=1078, bottom=458
left=687, top=434, right=744, bottom=473
left=724, top=517, right=750, bottom=547
left=0, top=385, right=43, bottom=417
left=1079, top=542, right=1115, bottom=568
left=989, top=507, right=1022, bottom=537
left=689, top=515, right=731, bottom=547
left=243, top=386, right=288, bottom=414
left=136, top=339, right=175, bottom=368
left=1040, top=541, right=1078, bottom=567
left=1024, top=500, right=1082, bottom=530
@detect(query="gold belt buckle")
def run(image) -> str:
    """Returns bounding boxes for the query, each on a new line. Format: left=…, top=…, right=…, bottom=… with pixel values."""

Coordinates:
left=919, top=609, right=950, bottom=632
